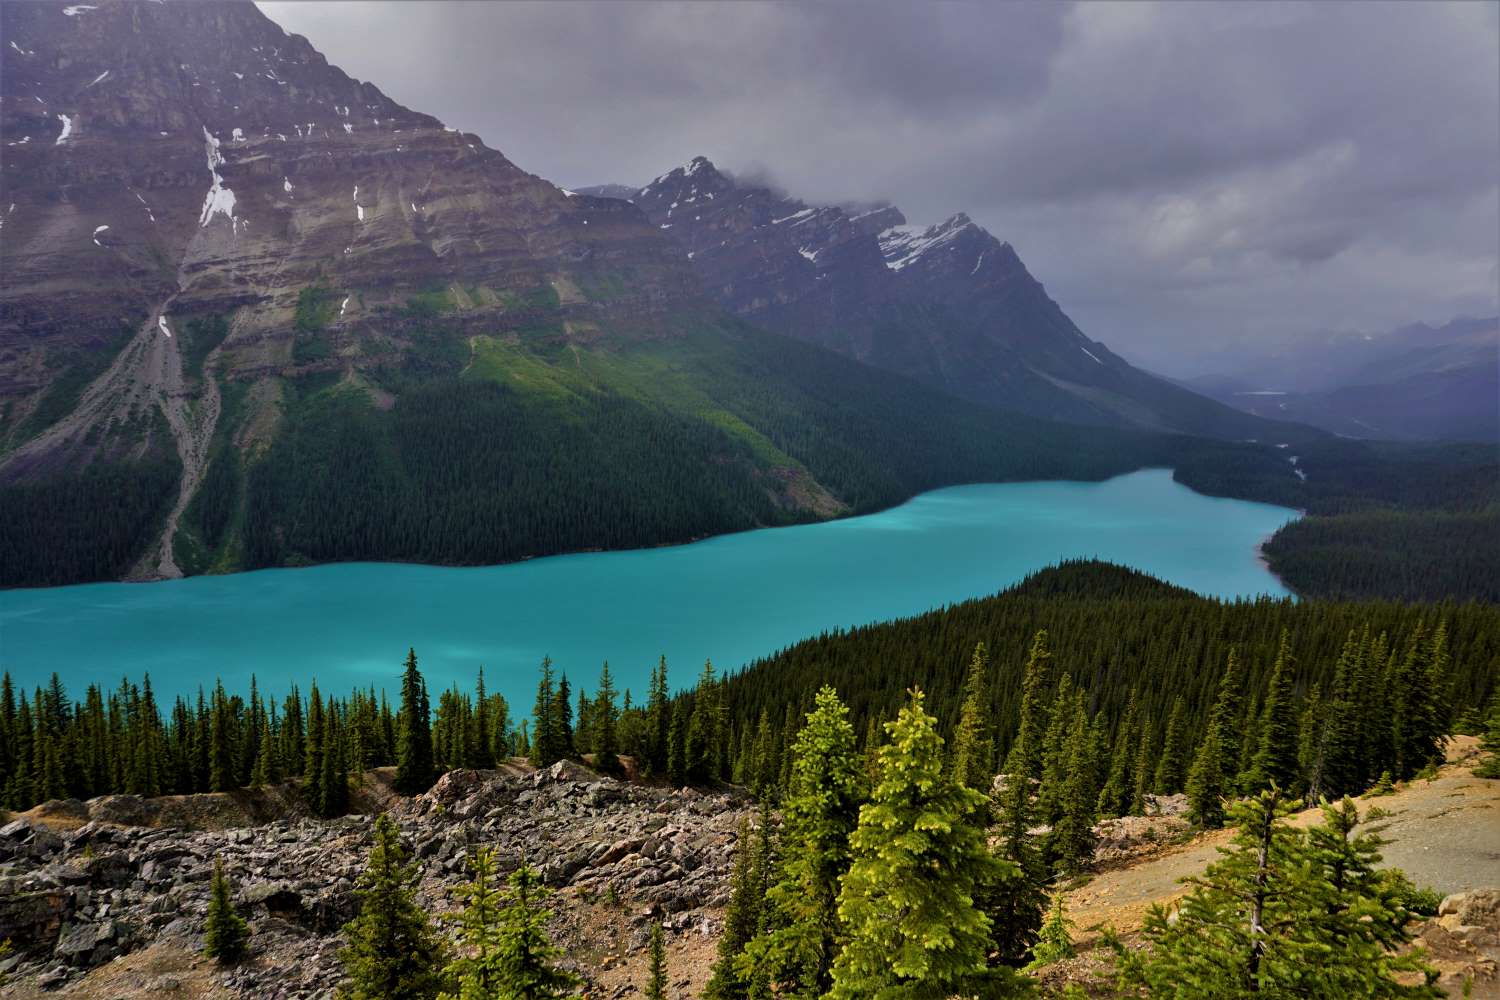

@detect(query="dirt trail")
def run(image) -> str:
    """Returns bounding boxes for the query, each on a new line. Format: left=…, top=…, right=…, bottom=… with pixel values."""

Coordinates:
left=1067, top=737, right=1500, bottom=939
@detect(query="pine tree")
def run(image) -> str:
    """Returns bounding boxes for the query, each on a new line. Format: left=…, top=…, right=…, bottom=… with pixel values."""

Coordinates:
left=687, top=660, right=723, bottom=784
left=1110, top=790, right=1441, bottom=998
left=530, top=659, right=558, bottom=768
left=949, top=642, right=993, bottom=792
left=554, top=673, right=575, bottom=759
left=741, top=686, right=863, bottom=996
left=667, top=701, right=687, bottom=786
left=829, top=690, right=1029, bottom=1000
left=204, top=858, right=249, bottom=963
left=707, top=814, right=773, bottom=1000
left=338, top=814, right=446, bottom=1000
left=1025, top=896, right=1076, bottom=972
left=209, top=681, right=235, bottom=793
left=1006, top=630, right=1054, bottom=782
left=1186, top=648, right=1241, bottom=828
left=319, top=696, right=349, bottom=818
left=1046, top=693, right=1098, bottom=875
left=645, top=920, right=668, bottom=1000
left=593, top=662, right=622, bottom=776
left=1097, top=688, right=1140, bottom=818
left=1241, top=630, right=1300, bottom=795
left=1153, top=695, right=1189, bottom=795
left=437, top=848, right=505, bottom=1000
left=304, top=683, right=325, bottom=811
left=646, top=656, right=670, bottom=777
left=395, top=649, right=435, bottom=795
left=488, top=863, right=579, bottom=999
left=251, top=711, right=275, bottom=790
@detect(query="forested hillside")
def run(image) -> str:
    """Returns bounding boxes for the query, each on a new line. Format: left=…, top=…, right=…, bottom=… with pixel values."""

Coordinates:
left=1173, top=438, right=1500, bottom=602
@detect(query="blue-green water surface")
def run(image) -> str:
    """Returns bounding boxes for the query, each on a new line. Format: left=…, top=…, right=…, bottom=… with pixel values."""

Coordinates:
left=0, top=469, right=1298, bottom=710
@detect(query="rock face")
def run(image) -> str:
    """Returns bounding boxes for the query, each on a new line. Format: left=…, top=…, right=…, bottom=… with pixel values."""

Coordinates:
left=0, top=0, right=703, bottom=472
left=0, top=764, right=754, bottom=997
left=585, top=158, right=1274, bottom=437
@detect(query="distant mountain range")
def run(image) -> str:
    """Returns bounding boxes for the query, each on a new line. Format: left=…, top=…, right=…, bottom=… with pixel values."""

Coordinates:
left=1178, top=317, right=1498, bottom=441
left=579, top=158, right=1280, bottom=438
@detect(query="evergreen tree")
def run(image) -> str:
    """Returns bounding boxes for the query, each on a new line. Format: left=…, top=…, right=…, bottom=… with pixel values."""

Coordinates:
left=437, top=848, right=505, bottom=1000
left=1185, top=648, right=1241, bottom=828
left=339, top=814, right=446, bottom=1000
left=204, top=858, right=250, bottom=963
left=1097, top=688, right=1141, bottom=818
left=707, top=814, right=773, bottom=1000
left=829, top=690, right=1029, bottom=1000
left=645, top=921, right=668, bottom=1000
left=592, top=662, right=622, bottom=776
left=949, top=642, right=993, bottom=792
left=646, top=656, right=670, bottom=777
left=530, top=659, right=559, bottom=769
left=741, top=686, right=863, bottom=996
left=1006, top=630, right=1054, bottom=782
left=394, top=649, right=436, bottom=796
left=667, top=701, right=687, bottom=786
left=1046, top=693, right=1099, bottom=875
left=209, top=681, right=235, bottom=793
left=488, top=863, right=579, bottom=999
left=687, top=660, right=723, bottom=784
left=1154, top=695, right=1189, bottom=795
left=251, top=711, right=275, bottom=790
left=319, top=696, right=349, bottom=818
left=1241, top=630, right=1300, bottom=795
left=554, top=673, right=575, bottom=759
left=304, top=683, right=325, bottom=811
left=1110, top=790, right=1441, bottom=998
left=1024, top=896, right=1076, bottom=972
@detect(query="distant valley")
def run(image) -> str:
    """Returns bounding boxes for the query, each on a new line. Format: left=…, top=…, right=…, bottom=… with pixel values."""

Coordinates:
left=1178, top=316, right=1499, bottom=442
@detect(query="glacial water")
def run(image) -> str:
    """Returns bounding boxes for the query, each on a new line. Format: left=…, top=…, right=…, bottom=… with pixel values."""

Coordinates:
left=0, top=469, right=1298, bottom=711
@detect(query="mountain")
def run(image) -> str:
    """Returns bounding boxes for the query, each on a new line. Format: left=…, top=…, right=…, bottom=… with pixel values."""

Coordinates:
left=1178, top=317, right=1499, bottom=441
left=1, top=0, right=1208, bottom=588
left=579, top=158, right=1286, bottom=438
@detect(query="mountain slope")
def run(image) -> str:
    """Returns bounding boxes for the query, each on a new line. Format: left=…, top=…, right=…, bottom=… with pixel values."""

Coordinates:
left=0, top=0, right=1212, bottom=588
left=581, top=158, right=1296, bottom=439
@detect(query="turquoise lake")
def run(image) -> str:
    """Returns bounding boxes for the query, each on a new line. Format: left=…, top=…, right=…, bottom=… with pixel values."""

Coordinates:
left=0, top=469, right=1298, bottom=712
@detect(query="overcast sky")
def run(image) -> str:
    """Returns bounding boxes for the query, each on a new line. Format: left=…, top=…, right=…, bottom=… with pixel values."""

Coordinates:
left=259, top=1, right=1498, bottom=373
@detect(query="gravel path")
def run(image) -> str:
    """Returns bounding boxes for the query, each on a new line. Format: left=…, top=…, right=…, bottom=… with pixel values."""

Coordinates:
left=1067, top=736, right=1500, bottom=938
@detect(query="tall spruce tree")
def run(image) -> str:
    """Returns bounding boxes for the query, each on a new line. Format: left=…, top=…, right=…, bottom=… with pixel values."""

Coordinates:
left=530, top=658, right=559, bottom=768
left=1242, top=630, right=1300, bottom=795
left=592, top=662, right=622, bottom=776
left=829, top=690, right=1029, bottom=1000
left=949, top=642, right=994, bottom=792
left=741, top=686, right=863, bottom=996
left=304, top=683, right=325, bottom=811
left=338, top=814, right=446, bottom=1000
left=394, top=649, right=435, bottom=796
left=707, top=813, right=774, bottom=1000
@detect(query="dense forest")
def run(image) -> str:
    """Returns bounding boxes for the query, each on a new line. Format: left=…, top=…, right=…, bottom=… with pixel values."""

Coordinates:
left=1174, top=437, right=1500, bottom=602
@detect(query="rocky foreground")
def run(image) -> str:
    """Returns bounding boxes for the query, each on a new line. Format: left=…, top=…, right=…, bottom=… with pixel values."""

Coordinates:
left=0, top=761, right=753, bottom=998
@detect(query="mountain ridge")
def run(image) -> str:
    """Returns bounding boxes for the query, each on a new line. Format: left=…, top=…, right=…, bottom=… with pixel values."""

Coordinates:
left=578, top=157, right=1296, bottom=439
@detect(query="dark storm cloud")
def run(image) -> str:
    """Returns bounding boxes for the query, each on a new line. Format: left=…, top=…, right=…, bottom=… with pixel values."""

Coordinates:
left=259, top=1, right=1499, bottom=373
